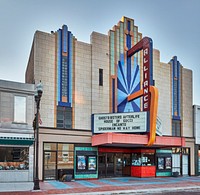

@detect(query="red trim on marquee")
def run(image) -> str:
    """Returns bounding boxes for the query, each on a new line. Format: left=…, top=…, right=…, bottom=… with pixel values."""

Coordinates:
left=98, top=148, right=132, bottom=153
left=98, top=148, right=155, bottom=153
left=92, top=133, right=185, bottom=147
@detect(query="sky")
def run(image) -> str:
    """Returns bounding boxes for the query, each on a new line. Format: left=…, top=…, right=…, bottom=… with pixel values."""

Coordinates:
left=0, top=0, right=200, bottom=105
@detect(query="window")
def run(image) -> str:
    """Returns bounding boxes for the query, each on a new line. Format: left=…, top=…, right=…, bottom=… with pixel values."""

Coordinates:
left=99, top=69, right=103, bottom=86
left=56, top=106, right=72, bottom=129
left=57, top=144, right=74, bottom=169
left=43, top=143, right=74, bottom=170
left=14, top=96, right=26, bottom=123
left=132, top=152, right=155, bottom=166
left=142, top=153, right=155, bottom=166
left=172, top=120, right=181, bottom=136
left=0, top=147, right=29, bottom=170
left=132, top=153, right=141, bottom=166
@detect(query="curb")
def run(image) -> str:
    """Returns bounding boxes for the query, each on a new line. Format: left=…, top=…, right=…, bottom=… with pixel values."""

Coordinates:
left=52, top=186, right=200, bottom=195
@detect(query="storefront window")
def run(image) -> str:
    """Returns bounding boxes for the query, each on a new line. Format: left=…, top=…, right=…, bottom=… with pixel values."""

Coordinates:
left=57, top=151, right=74, bottom=169
left=44, top=143, right=57, bottom=151
left=44, top=143, right=74, bottom=169
left=58, top=143, right=74, bottom=151
left=0, top=147, right=29, bottom=170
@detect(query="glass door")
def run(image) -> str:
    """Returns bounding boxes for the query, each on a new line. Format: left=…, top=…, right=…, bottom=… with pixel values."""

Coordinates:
left=182, top=154, right=189, bottom=176
left=115, top=153, right=123, bottom=176
left=172, top=154, right=181, bottom=175
left=106, top=153, right=114, bottom=177
left=98, top=152, right=130, bottom=178
left=44, top=151, right=57, bottom=180
left=98, top=153, right=106, bottom=177
left=122, top=153, right=131, bottom=176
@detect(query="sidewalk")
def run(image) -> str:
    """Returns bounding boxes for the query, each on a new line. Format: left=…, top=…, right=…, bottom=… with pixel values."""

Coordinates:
left=0, top=176, right=200, bottom=195
left=0, top=182, right=34, bottom=193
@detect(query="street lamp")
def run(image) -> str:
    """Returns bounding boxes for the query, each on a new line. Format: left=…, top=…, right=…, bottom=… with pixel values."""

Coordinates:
left=33, top=81, right=43, bottom=190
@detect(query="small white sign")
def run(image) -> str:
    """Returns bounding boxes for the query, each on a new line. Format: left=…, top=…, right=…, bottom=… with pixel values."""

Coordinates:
left=93, top=112, right=147, bottom=133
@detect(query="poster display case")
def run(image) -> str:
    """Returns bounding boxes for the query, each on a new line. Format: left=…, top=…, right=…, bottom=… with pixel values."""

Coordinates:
left=156, top=149, right=172, bottom=176
left=74, top=147, right=98, bottom=179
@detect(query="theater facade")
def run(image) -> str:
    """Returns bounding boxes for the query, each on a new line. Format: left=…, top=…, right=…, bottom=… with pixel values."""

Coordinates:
left=26, top=16, right=194, bottom=180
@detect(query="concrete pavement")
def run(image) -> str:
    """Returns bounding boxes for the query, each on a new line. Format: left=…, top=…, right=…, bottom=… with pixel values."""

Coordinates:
left=0, top=182, right=34, bottom=192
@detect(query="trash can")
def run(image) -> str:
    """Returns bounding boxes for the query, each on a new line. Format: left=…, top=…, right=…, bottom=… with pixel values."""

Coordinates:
left=62, top=174, right=72, bottom=182
left=172, top=171, right=179, bottom=177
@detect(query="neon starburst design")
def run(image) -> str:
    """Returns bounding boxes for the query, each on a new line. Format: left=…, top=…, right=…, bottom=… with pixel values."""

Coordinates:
left=117, top=54, right=141, bottom=113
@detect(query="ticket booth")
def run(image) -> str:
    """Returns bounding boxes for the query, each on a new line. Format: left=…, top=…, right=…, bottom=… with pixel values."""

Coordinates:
left=131, top=149, right=156, bottom=177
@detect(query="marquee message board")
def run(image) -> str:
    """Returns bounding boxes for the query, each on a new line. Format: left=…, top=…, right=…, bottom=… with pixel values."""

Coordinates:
left=92, top=112, right=147, bottom=133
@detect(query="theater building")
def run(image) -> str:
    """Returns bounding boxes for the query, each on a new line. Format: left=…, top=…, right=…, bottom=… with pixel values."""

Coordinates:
left=26, top=16, right=194, bottom=180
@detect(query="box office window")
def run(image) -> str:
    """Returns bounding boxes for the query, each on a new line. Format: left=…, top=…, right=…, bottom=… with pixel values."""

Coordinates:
left=132, top=153, right=155, bottom=166
left=132, top=153, right=141, bottom=166
left=0, top=147, right=29, bottom=170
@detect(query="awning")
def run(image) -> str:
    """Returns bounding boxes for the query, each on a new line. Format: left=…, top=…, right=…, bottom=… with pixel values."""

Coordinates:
left=0, top=137, right=34, bottom=145
left=92, top=133, right=185, bottom=147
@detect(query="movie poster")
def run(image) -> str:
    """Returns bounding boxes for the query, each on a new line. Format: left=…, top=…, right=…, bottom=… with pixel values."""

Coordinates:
left=88, top=156, right=96, bottom=170
left=158, top=157, right=164, bottom=170
left=77, top=156, right=86, bottom=170
left=165, top=157, right=172, bottom=169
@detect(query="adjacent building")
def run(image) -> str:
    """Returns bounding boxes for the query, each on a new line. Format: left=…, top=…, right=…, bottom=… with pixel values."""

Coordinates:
left=194, top=105, right=200, bottom=175
left=25, top=16, right=194, bottom=180
left=0, top=80, right=35, bottom=182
